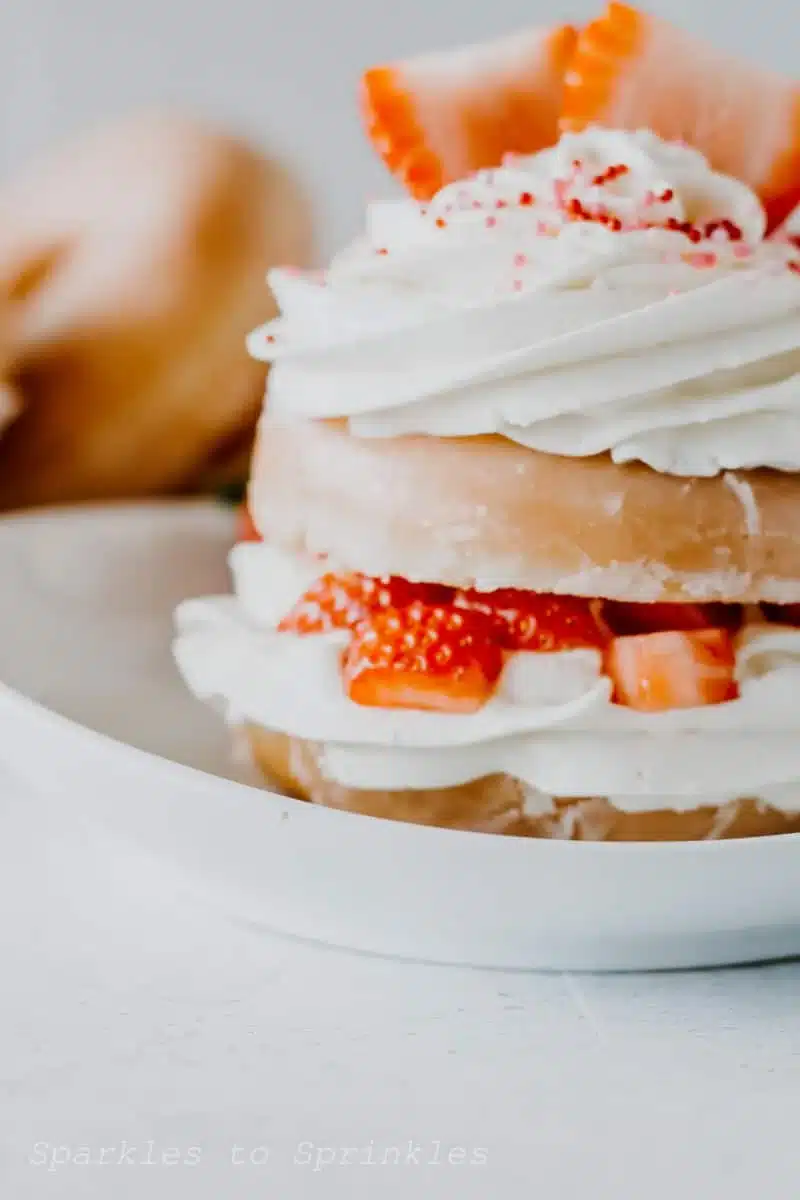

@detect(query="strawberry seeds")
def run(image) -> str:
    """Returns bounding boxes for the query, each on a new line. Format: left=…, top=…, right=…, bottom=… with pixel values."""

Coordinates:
left=273, top=571, right=778, bottom=715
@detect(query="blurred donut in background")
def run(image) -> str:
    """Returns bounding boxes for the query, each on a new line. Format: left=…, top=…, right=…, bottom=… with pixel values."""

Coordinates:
left=0, top=112, right=312, bottom=509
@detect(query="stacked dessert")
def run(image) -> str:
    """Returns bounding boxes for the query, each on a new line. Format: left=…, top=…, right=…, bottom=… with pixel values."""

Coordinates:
left=175, top=3, right=800, bottom=840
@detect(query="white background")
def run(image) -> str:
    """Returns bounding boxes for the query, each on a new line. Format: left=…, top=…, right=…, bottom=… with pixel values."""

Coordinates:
left=3, top=789, right=800, bottom=1199
left=0, top=0, right=795, bottom=252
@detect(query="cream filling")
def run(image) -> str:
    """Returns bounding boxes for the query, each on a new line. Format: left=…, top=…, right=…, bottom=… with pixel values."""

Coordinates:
left=248, top=130, right=800, bottom=479
left=171, top=544, right=800, bottom=814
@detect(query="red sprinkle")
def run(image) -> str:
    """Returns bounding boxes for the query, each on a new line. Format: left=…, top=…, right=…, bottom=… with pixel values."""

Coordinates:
left=435, top=217, right=447, bottom=229
left=495, top=199, right=509, bottom=209
left=659, top=188, right=675, bottom=203
left=789, top=261, right=800, bottom=274
left=591, top=163, right=630, bottom=186
left=485, top=215, right=497, bottom=228
left=703, top=218, right=743, bottom=242
left=513, top=252, right=528, bottom=267
left=721, top=219, right=743, bottom=242
left=519, top=191, right=534, bottom=206
left=376, top=247, right=388, bottom=256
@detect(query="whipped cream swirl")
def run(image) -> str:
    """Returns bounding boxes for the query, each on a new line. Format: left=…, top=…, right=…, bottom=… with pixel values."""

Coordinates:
left=249, top=129, right=800, bottom=478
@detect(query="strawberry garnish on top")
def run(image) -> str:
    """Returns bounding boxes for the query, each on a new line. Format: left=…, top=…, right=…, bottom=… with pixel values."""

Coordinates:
left=456, top=588, right=609, bottom=651
left=343, top=601, right=503, bottom=714
left=561, top=2, right=800, bottom=232
left=361, top=24, right=577, bottom=200
left=604, top=628, right=738, bottom=712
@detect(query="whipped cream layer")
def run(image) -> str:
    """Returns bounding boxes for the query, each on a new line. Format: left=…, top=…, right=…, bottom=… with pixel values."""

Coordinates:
left=249, top=129, right=800, bottom=478
left=172, top=544, right=800, bottom=813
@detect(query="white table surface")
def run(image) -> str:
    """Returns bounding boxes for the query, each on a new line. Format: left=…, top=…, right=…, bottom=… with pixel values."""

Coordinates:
left=2, top=785, right=799, bottom=1200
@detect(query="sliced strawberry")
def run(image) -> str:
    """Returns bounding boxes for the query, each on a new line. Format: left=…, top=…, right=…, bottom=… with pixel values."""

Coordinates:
left=278, top=573, right=368, bottom=634
left=361, top=24, right=576, bottom=200
left=343, top=602, right=503, bottom=713
left=603, top=601, right=742, bottom=636
left=359, top=575, right=455, bottom=610
left=278, top=573, right=454, bottom=635
left=236, top=505, right=261, bottom=543
left=605, top=629, right=738, bottom=712
left=561, top=3, right=800, bottom=231
left=456, top=588, right=608, bottom=651
left=761, top=602, right=800, bottom=626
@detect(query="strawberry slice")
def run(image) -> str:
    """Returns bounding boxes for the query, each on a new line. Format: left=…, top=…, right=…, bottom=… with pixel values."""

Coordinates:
left=603, top=601, right=742, bottom=636
left=561, top=3, right=800, bottom=231
left=236, top=505, right=262, bottom=543
left=361, top=24, right=577, bottom=200
left=605, top=628, right=738, bottom=712
left=278, top=573, right=454, bottom=635
left=343, top=602, right=503, bottom=713
left=456, top=588, right=608, bottom=651
left=278, top=573, right=369, bottom=634
left=761, top=602, right=800, bottom=626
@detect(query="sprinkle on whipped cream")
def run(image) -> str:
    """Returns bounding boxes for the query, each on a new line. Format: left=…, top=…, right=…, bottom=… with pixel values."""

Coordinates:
left=249, top=129, right=800, bottom=479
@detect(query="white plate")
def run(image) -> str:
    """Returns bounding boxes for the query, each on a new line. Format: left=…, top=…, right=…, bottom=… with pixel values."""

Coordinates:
left=0, top=500, right=798, bottom=972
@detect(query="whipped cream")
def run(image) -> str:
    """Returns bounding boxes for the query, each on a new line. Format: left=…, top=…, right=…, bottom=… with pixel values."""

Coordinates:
left=172, top=544, right=800, bottom=813
left=249, top=129, right=800, bottom=478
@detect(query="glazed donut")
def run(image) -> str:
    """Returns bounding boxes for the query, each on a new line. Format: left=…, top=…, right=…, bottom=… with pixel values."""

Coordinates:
left=250, top=419, right=800, bottom=604
left=245, top=726, right=800, bottom=841
left=0, top=112, right=311, bottom=508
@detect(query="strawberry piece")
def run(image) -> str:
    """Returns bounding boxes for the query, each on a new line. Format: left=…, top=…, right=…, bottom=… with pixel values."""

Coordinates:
left=561, top=3, right=800, bottom=231
left=605, top=629, right=738, bottom=712
left=603, top=601, right=742, bottom=636
left=343, top=602, right=503, bottom=713
left=279, top=573, right=369, bottom=634
left=236, top=505, right=261, bottom=543
left=361, top=24, right=577, bottom=200
left=278, top=573, right=454, bottom=635
left=456, top=588, right=608, bottom=651
left=761, top=602, right=800, bottom=626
